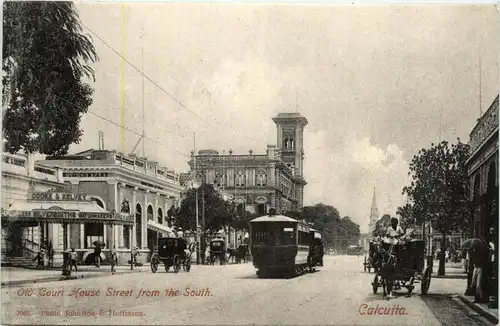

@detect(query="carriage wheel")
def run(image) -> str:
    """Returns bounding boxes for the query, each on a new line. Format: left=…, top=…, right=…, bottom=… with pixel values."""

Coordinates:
left=407, top=276, right=415, bottom=294
left=185, top=259, right=191, bottom=272
left=421, top=267, right=431, bottom=295
left=372, top=275, right=379, bottom=294
left=173, top=256, right=181, bottom=273
left=151, top=261, right=158, bottom=273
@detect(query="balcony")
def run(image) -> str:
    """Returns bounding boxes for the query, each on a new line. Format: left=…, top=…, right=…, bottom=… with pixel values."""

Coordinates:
left=2, top=153, right=63, bottom=183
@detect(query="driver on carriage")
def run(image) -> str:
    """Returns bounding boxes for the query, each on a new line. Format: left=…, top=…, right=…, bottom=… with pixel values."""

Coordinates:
left=384, top=217, right=404, bottom=244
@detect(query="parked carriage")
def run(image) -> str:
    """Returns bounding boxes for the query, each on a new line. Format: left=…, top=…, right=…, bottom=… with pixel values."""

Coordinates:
left=209, top=238, right=226, bottom=265
left=150, top=237, right=191, bottom=273
left=363, top=240, right=377, bottom=273
left=371, top=239, right=431, bottom=296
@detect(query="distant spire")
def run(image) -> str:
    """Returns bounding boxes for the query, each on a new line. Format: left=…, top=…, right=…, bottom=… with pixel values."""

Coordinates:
left=371, top=187, right=377, bottom=210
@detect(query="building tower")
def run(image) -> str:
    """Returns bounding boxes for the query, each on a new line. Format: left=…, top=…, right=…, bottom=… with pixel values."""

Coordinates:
left=368, top=187, right=380, bottom=234
left=272, top=113, right=308, bottom=209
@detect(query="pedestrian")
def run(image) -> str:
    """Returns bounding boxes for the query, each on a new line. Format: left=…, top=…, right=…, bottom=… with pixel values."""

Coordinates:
left=94, top=242, right=102, bottom=267
left=470, top=243, right=490, bottom=303
left=48, top=241, right=54, bottom=268
left=110, top=246, right=117, bottom=273
left=70, top=248, right=78, bottom=272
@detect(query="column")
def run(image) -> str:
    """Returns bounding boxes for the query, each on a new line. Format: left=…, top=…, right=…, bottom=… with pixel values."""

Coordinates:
left=103, top=223, right=107, bottom=247
left=132, top=187, right=137, bottom=249
left=142, top=190, right=149, bottom=249
left=62, top=224, right=68, bottom=251
left=118, top=182, right=124, bottom=247
left=80, top=224, right=84, bottom=249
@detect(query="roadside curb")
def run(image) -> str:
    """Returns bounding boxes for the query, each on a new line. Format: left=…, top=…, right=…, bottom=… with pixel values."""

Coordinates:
left=1, top=269, right=146, bottom=288
left=432, top=274, right=467, bottom=280
left=456, top=295, right=499, bottom=324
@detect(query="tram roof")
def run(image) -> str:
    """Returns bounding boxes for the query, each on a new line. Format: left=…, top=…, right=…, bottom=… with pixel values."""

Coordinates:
left=250, top=215, right=299, bottom=223
left=310, top=228, right=320, bottom=232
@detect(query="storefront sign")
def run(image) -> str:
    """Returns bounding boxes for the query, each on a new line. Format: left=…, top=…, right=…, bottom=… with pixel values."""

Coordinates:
left=30, top=211, right=78, bottom=218
left=31, top=192, right=90, bottom=202
left=18, top=210, right=112, bottom=220
left=79, top=212, right=112, bottom=219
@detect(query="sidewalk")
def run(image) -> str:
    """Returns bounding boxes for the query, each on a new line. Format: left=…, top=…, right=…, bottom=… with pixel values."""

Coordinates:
left=430, top=274, right=498, bottom=324
left=1, top=264, right=149, bottom=287
left=431, top=262, right=467, bottom=279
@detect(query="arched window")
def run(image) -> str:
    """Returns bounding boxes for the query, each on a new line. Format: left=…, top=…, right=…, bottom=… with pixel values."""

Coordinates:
left=236, top=172, right=245, bottom=187
left=92, top=198, right=104, bottom=209
left=147, top=205, right=154, bottom=221
left=158, top=208, right=163, bottom=225
left=256, top=169, right=267, bottom=187
left=136, top=204, right=142, bottom=248
left=235, top=198, right=245, bottom=216
left=487, top=162, right=497, bottom=192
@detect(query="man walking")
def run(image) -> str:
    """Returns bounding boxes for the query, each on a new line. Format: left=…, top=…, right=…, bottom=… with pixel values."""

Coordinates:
left=69, top=248, right=78, bottom=272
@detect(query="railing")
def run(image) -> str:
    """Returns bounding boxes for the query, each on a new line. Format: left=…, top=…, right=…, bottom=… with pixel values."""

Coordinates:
left=3, top=237, right=38, bottom=259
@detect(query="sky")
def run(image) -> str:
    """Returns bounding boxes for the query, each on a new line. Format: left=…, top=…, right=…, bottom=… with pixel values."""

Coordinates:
left=70, top=3, right=499, bottom=233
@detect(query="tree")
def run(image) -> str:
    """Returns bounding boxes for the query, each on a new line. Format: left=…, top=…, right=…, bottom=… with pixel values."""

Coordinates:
left=232, top=210, right=259, bottom=231
left=372, top=214, right=392, bottom=237
left=400, top=140, right=470, bottom=275
left=175, top=183, right=234, bottom=233
left=285, top=203, right=360, bottom=252
left=3, top=2, right=98, bottom=155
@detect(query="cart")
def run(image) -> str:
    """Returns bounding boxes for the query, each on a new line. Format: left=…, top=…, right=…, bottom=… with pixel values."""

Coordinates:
left=209, top=239, right=226, bottom=265
left=371, top=239, right=431, bottom=296
left=150, top=237, right=192, bottom=273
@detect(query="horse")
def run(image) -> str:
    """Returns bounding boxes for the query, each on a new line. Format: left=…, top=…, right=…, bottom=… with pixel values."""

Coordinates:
left=371, top=241, right=399, bottom=299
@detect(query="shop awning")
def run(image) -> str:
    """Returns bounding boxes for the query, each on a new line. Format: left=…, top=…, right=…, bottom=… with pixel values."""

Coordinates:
left=147, top=220, right=173, bottom=234
left=2, top=200, right=134, bottom=226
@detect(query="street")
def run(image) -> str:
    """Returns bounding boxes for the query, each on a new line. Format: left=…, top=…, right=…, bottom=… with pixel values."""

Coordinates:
left=1, top=256, right=493, bottom=325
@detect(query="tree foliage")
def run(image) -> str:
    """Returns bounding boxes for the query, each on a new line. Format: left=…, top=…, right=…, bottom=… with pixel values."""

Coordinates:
left=372, top=214, right=409, bottom=237
left=3, top=2, right=98, bottom=155
left=175, top=183, right=234, bottom=233
left=400, top=140, right=470, bottom=234
left=398, top=140, right=470, bottom=275
left=285, top=203, right=360, bottom=251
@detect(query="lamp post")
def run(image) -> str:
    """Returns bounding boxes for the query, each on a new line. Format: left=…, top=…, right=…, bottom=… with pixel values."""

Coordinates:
left=192, top=181, right=201, bottom=265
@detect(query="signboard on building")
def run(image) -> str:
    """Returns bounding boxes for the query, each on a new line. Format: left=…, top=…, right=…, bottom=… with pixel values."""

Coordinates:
left=31, top=192, right=91, bottom=202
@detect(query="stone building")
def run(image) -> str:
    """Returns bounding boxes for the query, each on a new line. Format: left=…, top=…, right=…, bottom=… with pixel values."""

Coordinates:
left=464, top=95, right=498, bottom=303
left=186, top=113, right=308, bottom=215
left=466, top=95, right=498, bottom=241
left=37, top=149, right=183, bottom=262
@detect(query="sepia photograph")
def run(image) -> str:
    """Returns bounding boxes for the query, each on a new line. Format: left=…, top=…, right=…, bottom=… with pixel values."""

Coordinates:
left=1, top=1, right=499, bottom=325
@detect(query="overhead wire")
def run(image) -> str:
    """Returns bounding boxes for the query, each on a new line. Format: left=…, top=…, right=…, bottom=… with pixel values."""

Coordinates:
left=52, top=1, right=217, bottom=131
left=54, top=94, right=190, bottom=159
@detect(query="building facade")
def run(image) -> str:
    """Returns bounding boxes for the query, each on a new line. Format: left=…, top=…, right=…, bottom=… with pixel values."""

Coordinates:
left=2, top=152, right=66, bottom=262
left=37, top=149, right=184, bottom=262
left=464, top=95, right=498, bottom=302
left=466, top=96, right=498, bottom=242
left=186, top=113, right=308, bottom=215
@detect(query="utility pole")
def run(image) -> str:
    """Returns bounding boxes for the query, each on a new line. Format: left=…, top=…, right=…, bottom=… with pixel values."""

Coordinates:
left=202, top=187, right=206, bottom=264
left=141, top=28, right=146, bottom=157
left=194, top=133, right=200, bottom=264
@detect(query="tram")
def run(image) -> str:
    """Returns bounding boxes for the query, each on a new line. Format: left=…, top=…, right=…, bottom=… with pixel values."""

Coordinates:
left=249, top=208, right=315, bottom=277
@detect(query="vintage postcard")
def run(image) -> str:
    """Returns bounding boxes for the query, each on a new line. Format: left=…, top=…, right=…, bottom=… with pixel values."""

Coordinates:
left=1, top=1, right=499, bottom=325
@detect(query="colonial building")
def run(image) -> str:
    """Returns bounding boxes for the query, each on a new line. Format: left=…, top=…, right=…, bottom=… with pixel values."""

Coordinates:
left=187, top=113, right=308, bottom=215
left=37, top=149, right=183, bottom=262
left=1, top=152, right=132, bottom=266
left=368, top=187, right=379, bottom=235
left=464, top=95, right=498, bottom=304
left=466, top=95, right=498, bottom=242
left=360, top=187, right=380, bottom=251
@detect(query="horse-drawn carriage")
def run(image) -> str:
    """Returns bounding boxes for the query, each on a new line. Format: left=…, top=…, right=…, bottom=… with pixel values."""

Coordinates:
left=209, top=238, right=226, bottom=265
left=363, top=240, right=377, bottom=273
left=150, top=237, right=192, bottom=273
left=371, top=239, right=431, bottom=297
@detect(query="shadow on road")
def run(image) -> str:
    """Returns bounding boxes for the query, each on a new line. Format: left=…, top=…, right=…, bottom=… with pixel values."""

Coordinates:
left=420, top=294, right=493, bottom=326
